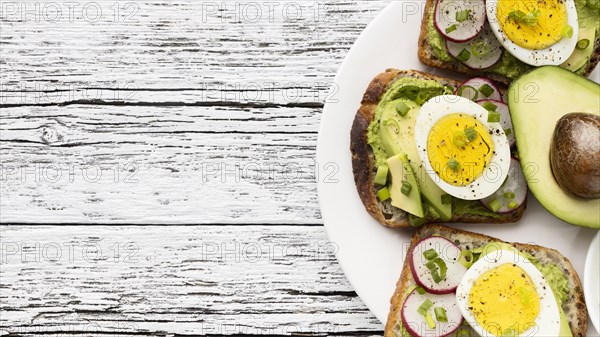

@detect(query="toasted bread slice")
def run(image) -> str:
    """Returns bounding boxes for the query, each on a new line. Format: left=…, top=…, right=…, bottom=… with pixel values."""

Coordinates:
left=417, top=0, right=600, bottom=86
left=350, top=69, right=526, bottom=228
left=384, top=224, right=588, bottom=337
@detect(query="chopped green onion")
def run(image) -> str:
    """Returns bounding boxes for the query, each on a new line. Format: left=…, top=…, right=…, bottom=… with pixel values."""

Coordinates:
left=508, top=9, right=540, bottom=26
left=447, top=158, right=460, bottom=172
left=396, top=102, right=410, bottom=117
left=488, top=198, right=501, bottom=212
left=504, top=191, right=515, bottom=199
left=425, top=257, right=447, bottom=283
left=562, top=25, right=573, bottom=38
left=374, top=165, right=389, bottom=186
left=464, top=127, right=477, bottom=142
left=518, top=286, right=531, bottom=305
left=401, top=180, right=412, bottom=196
left=445, top=24, right=458, bottom=34
left=502, top=328, right=518, bottom=337
left=425, top=312, right=436, bottom=329
left=482, top=101, right=498, bottom=111
left=457, top=49, right=471, bottom=62
left=417, top=299, right=434, bottom=316
left=452, top=130, right=468, bottom=148
left=441, top=194, right=452, bottom=205
left=508, top=201, right=518, bottom=209
left=471, top=39, right=490, bottom=57
left=455, top=9, right=471, bottom=22
left=416, top=286, right=426, bottom=295
left=457, top=85, right=478, bottom=101
left=423, top=248, right=438, bottom=261
left=479, top=84, right=495, bottom=98
left=504, top=128, right=512, bottom=136
left=434, top=307, right=448, bottom=322
left=457, top=329, right=472, bottom=337
left=377, top=187, right=391, bottom=201
left=576, top=38, right=590, bottom=50
left=488, top=112, right=501, bottom=123
left=459, top=250, right=474, bottom=268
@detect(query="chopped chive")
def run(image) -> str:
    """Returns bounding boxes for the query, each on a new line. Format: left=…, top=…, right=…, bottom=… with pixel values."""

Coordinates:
left=508, top=201, right=518, bottom=209
left=425, top=312, right=436, bottom=329
left=457, top=85, right=478, bottom=101
left=447, top=158, right=460, bottom=172
left=478, top=84, right=495, bottom=98
left=452, top=130, right=468, bottom=148
left=471, top=40, right=489, bottom=57
left=417, top=299, right=434, bottom=316
left=576, top=38, right=590, bottom=50
left=562, top=25, right=573, bottom=38
left=482, top=101, right=498, bottom=111
left=488, top=198, right=501, bottom=212
left=416, top=286, right=426, bottom=295
left=509, top=9, right=540, bottom=26
left=504, top=191, right=515, bottom=199
left=377, top=187, right=391, bottom=201
left=374, top=164, right=389, bottom=186
left=423, top=248, right=438, bottom=261
left=445, top=24, right=458, bottom=34
left=459, top=250, right=474, bottom=268
left=401, top=180, right=412, bottom=196
left=504, top=128, right=512, bottom=136
left=464, top=127, right=477, bottom=142
left=488, top=112, right=501, bottom=123
left=396, top=102, right=410, bottom=117
left=457, top=48, right=471, bottom=62
left=441, top=194, right=452, bottom=205
left=434, top=307, right=448, bottom=322
left=425, top=257, right=447, bottom=283
left=455, top=9, right=471, bottom=22
left=415, top=92, right=428, bottom=105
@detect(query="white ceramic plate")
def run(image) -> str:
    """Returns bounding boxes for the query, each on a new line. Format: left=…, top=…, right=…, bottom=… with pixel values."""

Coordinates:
left=585, top=232, right=600, bottom=333
left=316, top=1, right=600, bottom=335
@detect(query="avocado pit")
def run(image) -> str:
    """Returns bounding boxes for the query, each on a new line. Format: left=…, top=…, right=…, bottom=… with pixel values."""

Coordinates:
left=550, top=113, right=600, bottom=199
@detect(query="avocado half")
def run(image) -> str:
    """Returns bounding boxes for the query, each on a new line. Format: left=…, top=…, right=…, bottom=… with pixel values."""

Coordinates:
left=508, top=66, right=600, bottom=228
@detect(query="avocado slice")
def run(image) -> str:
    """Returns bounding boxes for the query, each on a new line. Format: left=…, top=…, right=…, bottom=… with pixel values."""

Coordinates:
left=508, top=66, right=600, bottom=228
left=561, top=27, right=596, bottom=72
left=387, top=153, right=424, bottom=217
left=379, top=100, right=452, bottom=220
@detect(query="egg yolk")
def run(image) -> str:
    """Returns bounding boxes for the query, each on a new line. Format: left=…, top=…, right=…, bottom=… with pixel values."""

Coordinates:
left=496, top=0, right=568, bottom=50
left=427, top=113, right=494, bottom=186
left=469, top=264, right=541, bottom=336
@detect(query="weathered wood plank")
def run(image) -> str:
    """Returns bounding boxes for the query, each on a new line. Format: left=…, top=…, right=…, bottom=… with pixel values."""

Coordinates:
left=0, top=225, right=384, bottom=335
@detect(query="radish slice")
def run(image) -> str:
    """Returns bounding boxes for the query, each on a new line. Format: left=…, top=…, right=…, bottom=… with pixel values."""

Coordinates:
left=476, top=99, right=515, bottom=147
left=446, top=24, right=503, bottom=70
left=480, top=157, right=527, bottom=214
left=455, top=77, right=502, bottom=102
left=434, top=0, right=486, bottom=43
left=401, top=289, right=463, bottom=337
left=409, top=237, right=467, bottom=294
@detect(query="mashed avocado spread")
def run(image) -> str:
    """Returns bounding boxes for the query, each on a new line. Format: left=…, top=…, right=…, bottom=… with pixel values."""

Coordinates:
left=366, top=77, right=503, bottom=221
left=427, top=0, right=599, bottom=79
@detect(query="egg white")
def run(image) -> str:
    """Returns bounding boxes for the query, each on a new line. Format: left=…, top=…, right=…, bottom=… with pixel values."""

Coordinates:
left=414, top=95, right=511, bottom=200
left=456, top=249, right=561, bottom=336
left=486, top=0, right=579, bottom=66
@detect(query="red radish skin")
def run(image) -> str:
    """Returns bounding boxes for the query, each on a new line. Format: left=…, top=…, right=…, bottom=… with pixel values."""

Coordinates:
left=408, top=236, right=468, bottom=295
left=401, top=289, right=464, bottom=337
left=455, top=77, right=503, bottom=102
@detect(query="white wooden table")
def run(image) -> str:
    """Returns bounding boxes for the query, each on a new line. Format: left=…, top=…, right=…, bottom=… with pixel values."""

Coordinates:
left=0, top=1, right=390, bottom=335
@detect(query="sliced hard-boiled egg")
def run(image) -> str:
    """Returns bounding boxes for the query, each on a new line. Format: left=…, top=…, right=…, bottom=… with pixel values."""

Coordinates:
left=456, top=249, right=561, bottom=336
left=415, top=95, right=511, bottom=200
left=486, top=0, right=578, bottom=66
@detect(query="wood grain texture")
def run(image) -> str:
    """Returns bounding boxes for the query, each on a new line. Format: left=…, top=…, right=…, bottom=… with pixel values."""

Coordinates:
left=0, top=225, right=384, bottom=336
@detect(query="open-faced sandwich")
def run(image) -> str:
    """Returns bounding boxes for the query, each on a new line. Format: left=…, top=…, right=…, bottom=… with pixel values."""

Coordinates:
left=418, top=0, right=600, bottom=85
left=351, top=69, right=527, bottom=228
left=385, top=224, right=587, bottom=337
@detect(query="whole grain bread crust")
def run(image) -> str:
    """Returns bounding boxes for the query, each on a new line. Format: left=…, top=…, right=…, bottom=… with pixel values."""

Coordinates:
left=384, top=224, right=588, bottom=337
left=417, top=0, right=600, bottom=86
left=350, top=69, right=526, bottom=228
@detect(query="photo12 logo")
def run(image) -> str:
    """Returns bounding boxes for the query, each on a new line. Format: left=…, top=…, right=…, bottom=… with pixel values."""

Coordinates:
left=0, top=1, right=140, bottom=23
